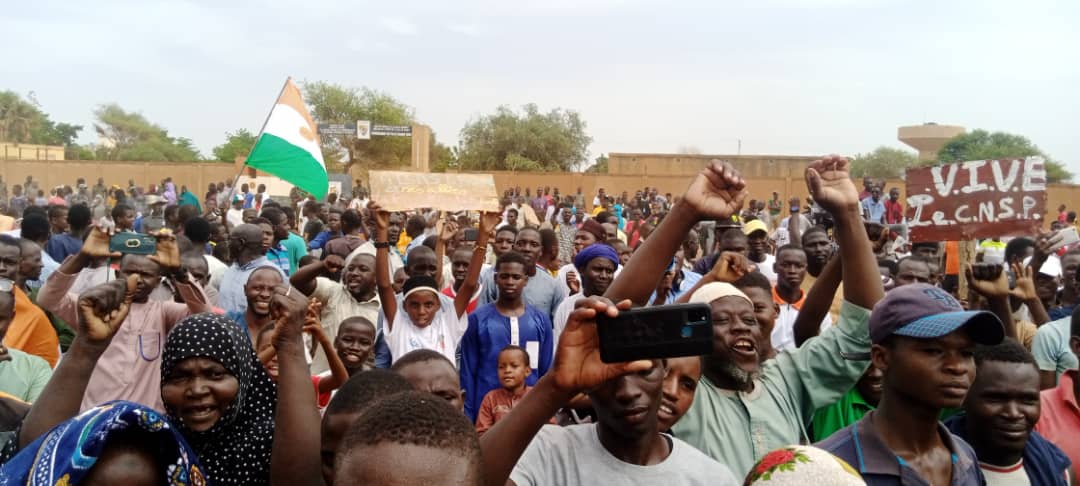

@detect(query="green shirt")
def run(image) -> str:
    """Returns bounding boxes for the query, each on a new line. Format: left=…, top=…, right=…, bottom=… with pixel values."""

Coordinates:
left=671, top=301, right=871, bottom=477
left=0, top=348, right=52, bottom=403
left=283, top=232, right=308, bottom=274
left=811, top=387, right=873, bottom=442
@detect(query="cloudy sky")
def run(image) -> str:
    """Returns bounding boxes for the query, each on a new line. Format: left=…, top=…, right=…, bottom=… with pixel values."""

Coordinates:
left=5, top=0, right=1079, bottom=173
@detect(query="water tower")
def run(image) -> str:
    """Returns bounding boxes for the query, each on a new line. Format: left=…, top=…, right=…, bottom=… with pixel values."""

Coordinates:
left=898, top=123, right=966, bottom=161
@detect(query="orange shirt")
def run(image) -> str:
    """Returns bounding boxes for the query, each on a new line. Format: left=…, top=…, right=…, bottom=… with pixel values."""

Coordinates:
left=1035, top=369, right=1080, bottom=468
left=945, top=241, right=960, bottom=275
left=5, top=288, right=59, bottom=367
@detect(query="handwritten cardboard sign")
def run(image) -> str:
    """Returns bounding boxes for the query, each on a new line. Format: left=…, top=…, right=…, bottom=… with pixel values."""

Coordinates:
left=905, top=158, right=1047, bottom=242
left=369, top=171, right=500, bottom=212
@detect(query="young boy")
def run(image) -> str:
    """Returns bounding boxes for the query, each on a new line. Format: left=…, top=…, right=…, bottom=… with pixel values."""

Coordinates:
left=475, top=345, right=533, bottom=435
left=320, top=369, right=414, bottom=485
left=256, top=300, right=350, bottom=410
left=334, top=390, right=482, bottom=485
left=333, top=316, right=375, bottom=376
left=373, top=205, right=499, bottom=365
left=443, top=247, right=483, bottom=314
left=460, top=251, right=554, bottom=421
left=816, top=283, right=1005, bottom=485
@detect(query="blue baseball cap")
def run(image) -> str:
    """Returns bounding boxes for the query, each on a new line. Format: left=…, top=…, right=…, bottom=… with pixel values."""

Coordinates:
left=869, top=283, right=1004, bottom=345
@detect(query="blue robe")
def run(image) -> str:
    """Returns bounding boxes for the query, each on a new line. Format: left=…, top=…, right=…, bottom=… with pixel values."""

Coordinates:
left=459, top=304, right=553, bottom=421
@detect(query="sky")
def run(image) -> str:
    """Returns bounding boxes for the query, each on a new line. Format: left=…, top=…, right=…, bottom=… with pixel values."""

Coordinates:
left=4, top=0, right=1079, bottom=174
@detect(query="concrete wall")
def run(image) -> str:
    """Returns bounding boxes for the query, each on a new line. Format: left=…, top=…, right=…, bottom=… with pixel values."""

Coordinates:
left=0, top=160, right=236, bottom=194
left=4, top=159, right=1080, bottom=228
left=1, top=143, right=65, bottom=161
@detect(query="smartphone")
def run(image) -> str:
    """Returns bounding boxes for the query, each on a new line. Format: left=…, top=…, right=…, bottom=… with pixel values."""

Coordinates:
left=1050, top=227, right=1079, bottom=252
left=597, top=303, right=713, bottom=364
left=109, top=232, right=157, bottom=255
left=464, top=228, right=479, bottom=242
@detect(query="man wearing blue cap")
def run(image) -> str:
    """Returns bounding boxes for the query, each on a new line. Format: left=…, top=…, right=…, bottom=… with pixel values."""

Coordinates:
left=816, top=283, right=1005, bottom=485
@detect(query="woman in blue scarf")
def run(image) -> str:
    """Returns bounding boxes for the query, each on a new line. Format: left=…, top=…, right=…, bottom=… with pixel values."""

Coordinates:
left=0, top=400, right=205, bottom=485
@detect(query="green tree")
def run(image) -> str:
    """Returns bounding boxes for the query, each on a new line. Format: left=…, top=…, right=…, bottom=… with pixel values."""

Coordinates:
left=92, top=103, right=200, bottom=161
left=456, top=103, right=592, bottom=172
left=302, top=81, right=415, bottom=174
left=850, top=146, right=919, bottom=179
left=586, top=153, right=609, bottom=173
left=212, top=128, right=258, bottom=162
left=937, top=129, right=1071, bottom=182
left=0, top=90, right=84, bottom=146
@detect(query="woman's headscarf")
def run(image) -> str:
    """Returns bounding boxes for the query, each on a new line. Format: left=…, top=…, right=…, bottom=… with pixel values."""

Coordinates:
left=0, top=400, right=206, bottom=485
left=161, top=313, right=277, bottom=485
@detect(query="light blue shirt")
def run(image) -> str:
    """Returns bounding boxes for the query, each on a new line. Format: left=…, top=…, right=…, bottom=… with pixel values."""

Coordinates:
left=1031, top=316, right=1078, bottom=381
left=860, top=197, right=885, bottom=223
left=217, top=256, right=288, bottom=315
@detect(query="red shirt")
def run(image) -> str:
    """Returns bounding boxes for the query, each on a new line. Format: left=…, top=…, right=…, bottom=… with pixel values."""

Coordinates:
left=1035, top=369, right=1080, bottom=468
left=311, top=374, right=333, bottom=410
left=442, top=285, right=481, bottom=314
left=883, top=199, right=904, bottom=224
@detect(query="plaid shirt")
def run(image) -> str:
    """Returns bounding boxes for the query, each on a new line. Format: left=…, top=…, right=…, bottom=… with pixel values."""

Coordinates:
left=266, top=243, right=291, bottom=276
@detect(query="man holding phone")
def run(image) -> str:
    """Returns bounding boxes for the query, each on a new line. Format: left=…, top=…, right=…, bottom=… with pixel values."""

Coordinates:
left=604, top=156, right=884, bottom=476
left=36, top=226, right=212, bottom=412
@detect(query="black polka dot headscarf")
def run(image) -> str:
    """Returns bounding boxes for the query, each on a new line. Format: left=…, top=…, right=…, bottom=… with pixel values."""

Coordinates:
left=161, top=312, right=278, bottom=485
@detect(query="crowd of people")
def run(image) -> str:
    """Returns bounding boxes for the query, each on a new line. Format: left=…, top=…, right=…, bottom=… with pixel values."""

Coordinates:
left=0, top=158, right=1077, bottom=485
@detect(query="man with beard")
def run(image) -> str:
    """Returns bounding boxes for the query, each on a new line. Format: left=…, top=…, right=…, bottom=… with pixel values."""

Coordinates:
left=478, top=228, right=563, bottom=319
left=36, top=227, right=211, bottom=411
left=946, top=340, right=1072, bottom=485
left=291, top=251, right=379, bottom=374
left=217, top=223, right=287, bottom=315
left=605, top=156, right=884, bottom=476
left=817, top=283, right=1005, bottom=485
left=480, top=297, right=739, bottom=486
left=460, top=251, right=553, bottom=421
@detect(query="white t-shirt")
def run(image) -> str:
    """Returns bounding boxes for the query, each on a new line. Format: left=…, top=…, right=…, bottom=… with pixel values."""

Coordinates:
left=979, top=460, right=1031, bottom=486
left=384, top=293, right=468, bottom=365
left=752, top=253, right=777, bottom=285
left=771, top=291, right=833, bottom=353
left=551, top=293, right=586, bottom=351
left=510, top=424, right=738, bottom=486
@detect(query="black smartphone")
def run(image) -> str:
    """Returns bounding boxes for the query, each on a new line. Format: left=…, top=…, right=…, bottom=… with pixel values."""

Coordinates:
left=597, top=303, right=713, bottom=363
left=464, top=228, right=479, bottom=242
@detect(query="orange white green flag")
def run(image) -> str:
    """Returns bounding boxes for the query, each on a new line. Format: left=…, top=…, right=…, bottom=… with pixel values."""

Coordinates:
left=244, top=78, right=328, bottom=198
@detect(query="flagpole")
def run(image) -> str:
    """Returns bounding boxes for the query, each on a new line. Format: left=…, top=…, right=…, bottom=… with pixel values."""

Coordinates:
left=222, top=77, right=293, bottom=225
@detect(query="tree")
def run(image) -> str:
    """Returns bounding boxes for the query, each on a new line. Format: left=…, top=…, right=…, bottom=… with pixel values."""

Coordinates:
left=0, top=90, right=83, bottom=147
left=303, top=82, right=415, bottom=175
left=937, top=129, right=1071, bottom=183
left=850, top=146, right=919, bottom=179
left=586, top=153, right=609, bottom=173
left=212, top=128, right=258, bottom=162
left=456, top=103, right=592, bottom=172
left=92, top=103, right=201, bottom=161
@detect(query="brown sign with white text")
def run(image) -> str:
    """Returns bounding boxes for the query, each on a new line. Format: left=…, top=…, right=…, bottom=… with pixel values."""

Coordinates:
left=369, top=171, right=501, bottom=213
left=905, top=158, right=1047, bottom=242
